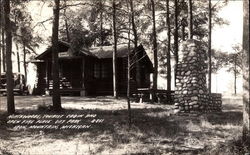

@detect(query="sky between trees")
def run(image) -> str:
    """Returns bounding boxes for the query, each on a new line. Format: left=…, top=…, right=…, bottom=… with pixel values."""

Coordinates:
left=26, top=1, right=243, bottom=55
left=21, top=0, right=244, bottom=95
left=212, top=1, right=242, bottom=52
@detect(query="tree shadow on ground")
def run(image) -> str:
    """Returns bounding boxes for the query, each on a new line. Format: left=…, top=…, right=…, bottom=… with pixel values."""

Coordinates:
left=0, top=107, right=194, bottom=154
left=0, top=97, right=243, bottom=154
left=0, top=96, right=126, bottom=111
left=205, top=111, right=242, bottom=125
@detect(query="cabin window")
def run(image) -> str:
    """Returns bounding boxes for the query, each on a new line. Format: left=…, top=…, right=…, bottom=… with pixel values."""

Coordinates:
left=102, top=64, right=109, bottom=78
left=94, top=62, right=101, bottom=78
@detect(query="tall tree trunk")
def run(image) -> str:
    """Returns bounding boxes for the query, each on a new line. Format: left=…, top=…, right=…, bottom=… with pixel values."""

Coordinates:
left=187, top=0, right=193, bottom=39
left=127, top=0, right=132, bottom=126
left=130, top=0, right=137, bottom=47
left=0, top=0, right=2, bottom=83
left=112, top=0, right=117, bottom=98
left=0, top=31, right=2, bottom=82
left=181, top=18, right=185, bottom=41
left=1, top=0, right=5, bottom=73
left=22, top=41, right=27, bottom=81
left=17, top=51, right=20, bottom=72
left=2, top=29, right=5, bottom=72
left=151, top=0, right=158, bottom=102
left=174, top=0, right=179, bottom=86
left=16, top=44, right=20, bottom=73
left=180, top=0, right=185, bottom=41
left=64, top=11, right=70, bottom=43
left=166, top=0, right=171, bottom=93
left=130, top=0, right=141, bottom=88
left=100, top=11, right=103, bottom=45
left=234, top=56, right=237, bottom=95
left=234, top=70, right=237, bottom=95
left=100, top=0, right=104, bottom=46
left=208, top=0, right=212, bottom=94
left=4, top=0, right=15, bottom=114
left=63, top=0, right=70, bottom=43
left=52, top=0, right=62, bottom=111
left=242, top=0, right=250, bottom=146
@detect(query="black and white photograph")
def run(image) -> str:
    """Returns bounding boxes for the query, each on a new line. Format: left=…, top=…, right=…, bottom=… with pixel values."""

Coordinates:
left=0, top=0, right=249, bottom=154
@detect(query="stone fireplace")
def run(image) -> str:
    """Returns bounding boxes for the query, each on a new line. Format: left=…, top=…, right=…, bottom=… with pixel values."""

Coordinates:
left=174, top=39, right=222, bottom=113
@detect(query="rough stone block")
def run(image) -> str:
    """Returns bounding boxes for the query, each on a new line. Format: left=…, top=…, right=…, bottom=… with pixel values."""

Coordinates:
left=174, top=39, right=222, bottom=113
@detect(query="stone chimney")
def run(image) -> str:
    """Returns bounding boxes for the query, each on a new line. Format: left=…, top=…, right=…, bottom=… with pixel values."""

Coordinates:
left=174, top=39, right=222, bottom=113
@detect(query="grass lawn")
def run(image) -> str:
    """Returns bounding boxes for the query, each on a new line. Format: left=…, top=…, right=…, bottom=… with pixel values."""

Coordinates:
left=0, top=95, right=245, bottom=155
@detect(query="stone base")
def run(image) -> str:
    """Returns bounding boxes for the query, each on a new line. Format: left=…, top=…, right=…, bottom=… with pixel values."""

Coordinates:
left=174, top=93, right=222, bottom=113
left=174, top=39, right=222, bottom=113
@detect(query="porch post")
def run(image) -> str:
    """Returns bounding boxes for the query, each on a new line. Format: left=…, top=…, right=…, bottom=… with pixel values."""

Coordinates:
left=45, top=60, right=49, bottom=95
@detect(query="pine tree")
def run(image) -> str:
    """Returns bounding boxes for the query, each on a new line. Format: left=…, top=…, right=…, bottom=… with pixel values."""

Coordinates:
left=4, top=0, right=15, bottom=114
left=174, top=0, right=179, bottom=86
left=51, top=0, right=62, bottom=111
left=208, top=0, right=212, bottom=94
left=112, top=0, right=117, bottom=98
left=166, top=0, right=171, bottom=103
left=151, top=0, right=158, bottom=102
left=187, top=0, right=193, bottom=39
left=242, top=0, right=250, bottom=147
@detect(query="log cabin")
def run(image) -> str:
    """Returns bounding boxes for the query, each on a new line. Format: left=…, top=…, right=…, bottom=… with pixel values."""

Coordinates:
left=33, top=41, right=153, bottom=96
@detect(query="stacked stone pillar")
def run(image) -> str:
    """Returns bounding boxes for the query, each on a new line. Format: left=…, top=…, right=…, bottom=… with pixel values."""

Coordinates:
left=174, top=39, right=222, bottom=113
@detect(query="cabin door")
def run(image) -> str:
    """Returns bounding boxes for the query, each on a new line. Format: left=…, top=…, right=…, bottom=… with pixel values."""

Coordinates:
left=60, top=59, right=82, bottom=89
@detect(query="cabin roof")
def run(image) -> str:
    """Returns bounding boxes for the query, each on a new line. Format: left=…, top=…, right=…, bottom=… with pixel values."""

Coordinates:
left=35, top=40, right=70, bottom=60
left=89, top=44, right=132, bottom=59
left=34, top=41, right=153, bottom=72
left=36, top=41, right=138, bottom=60
left=79, top=47, right=96, bottom=57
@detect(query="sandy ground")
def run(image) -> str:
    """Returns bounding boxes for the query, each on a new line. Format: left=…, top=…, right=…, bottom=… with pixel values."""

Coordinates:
left=0, top=95, right=243, bottom=155
left=0, top=96, right=173, bottom=111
